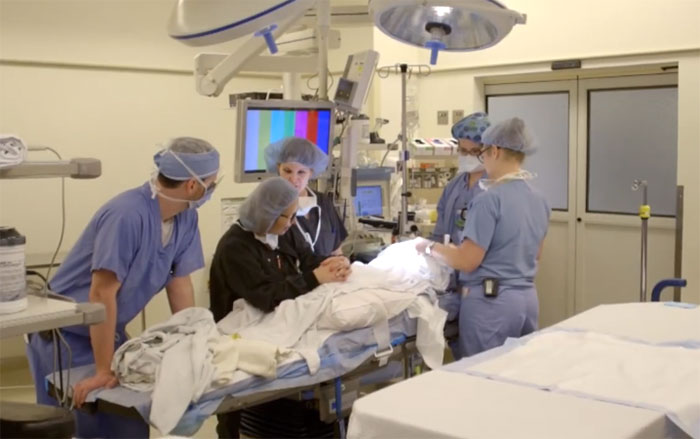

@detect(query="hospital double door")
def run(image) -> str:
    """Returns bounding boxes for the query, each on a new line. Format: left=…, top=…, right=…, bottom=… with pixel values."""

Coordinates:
left=484, top=73, right=679, bottom=327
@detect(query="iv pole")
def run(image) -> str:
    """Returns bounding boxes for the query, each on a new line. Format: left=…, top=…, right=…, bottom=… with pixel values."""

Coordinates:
left=632, top=179, right=650, bottom=302
left=399, top=63, right=409, bottom=237
left=376, top=63, right=430, bottom=237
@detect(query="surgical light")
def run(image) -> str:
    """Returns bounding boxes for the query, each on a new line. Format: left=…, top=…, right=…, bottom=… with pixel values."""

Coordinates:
left=168, top=0, right=315, bottom=51
left=369, top=0, right=526, bottom=64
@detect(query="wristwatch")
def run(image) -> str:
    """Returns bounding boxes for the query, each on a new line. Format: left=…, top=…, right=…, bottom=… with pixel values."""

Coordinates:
left=425, top=241, right=437, bottom=256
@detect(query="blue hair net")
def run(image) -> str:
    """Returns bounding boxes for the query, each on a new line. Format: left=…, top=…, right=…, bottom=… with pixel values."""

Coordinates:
left=154, top=137, right=220, bottom=180
left=481, top=117, right=536, bottom=155
left=451, top=112, right=491, bottom=143
left=264, top=137, right=329, bottom=177
left=238, top=177, right=298, bottom=235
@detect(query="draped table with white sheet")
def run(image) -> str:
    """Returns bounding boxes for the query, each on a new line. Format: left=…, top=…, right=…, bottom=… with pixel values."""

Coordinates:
left=348, top=302, right=700, bottom=439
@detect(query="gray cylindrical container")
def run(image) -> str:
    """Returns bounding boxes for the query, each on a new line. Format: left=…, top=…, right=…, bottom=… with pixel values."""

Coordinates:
left=0, top=227, right=28, bottom=314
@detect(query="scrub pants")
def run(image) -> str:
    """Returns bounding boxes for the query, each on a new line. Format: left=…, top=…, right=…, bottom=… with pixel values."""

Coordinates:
left=26, top=330, right=150, bottom=439
left=455, top=284, right=538, bottom=359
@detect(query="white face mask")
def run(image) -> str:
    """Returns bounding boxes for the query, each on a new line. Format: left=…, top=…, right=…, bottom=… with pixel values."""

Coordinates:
left=255, top=233, right=279, bottom=250
left=458, top=155, right=484, bottom=174
left=297, top=192, right=318, bottom=216
left=478, top=170, right=537, bottom=190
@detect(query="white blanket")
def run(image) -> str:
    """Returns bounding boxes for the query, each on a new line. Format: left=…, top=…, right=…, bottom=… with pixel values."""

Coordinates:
left=217, top=244, right=448, bottom=371
left=466, top=331, right=700, bottom=438
left=112, top=308, right=286, bottom=434
left=368, top=239, right=451, bottom=291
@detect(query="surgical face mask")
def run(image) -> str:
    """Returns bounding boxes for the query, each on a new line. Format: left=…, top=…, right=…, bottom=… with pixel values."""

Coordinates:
left=163, top=149, right=220, bottom=208
left=190, top=185, right=214, bottom=209
left=297, top=192, right=318, bottom=216
left=149, top=172, right=215, bottom=209
left=458, top=155, right=484, bottom=174
left=478, top=170, right=536, bottom=190
left=255, top=233, right=279, bottom=250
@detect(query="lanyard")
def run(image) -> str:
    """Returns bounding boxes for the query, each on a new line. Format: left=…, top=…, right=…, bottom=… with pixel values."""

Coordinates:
left=296, top=206, right=322, bottom=250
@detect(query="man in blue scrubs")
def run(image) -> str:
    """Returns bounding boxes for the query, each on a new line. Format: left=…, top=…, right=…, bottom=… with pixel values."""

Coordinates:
left=26, top=137, right=220, bottom=438
left=417, top=118, right=550, bottom=358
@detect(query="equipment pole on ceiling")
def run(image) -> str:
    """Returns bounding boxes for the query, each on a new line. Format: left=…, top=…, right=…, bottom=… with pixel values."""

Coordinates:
left=316, top=0, right=330, bottom=100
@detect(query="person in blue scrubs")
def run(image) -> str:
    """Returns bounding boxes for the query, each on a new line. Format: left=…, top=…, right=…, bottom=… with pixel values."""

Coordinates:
left=431, top=112, right=490, bottom=277
left=26, top=137, right=220, bottom=438
left=265, top=137, right=348, bottom=257
left=417, top=118, right=550, bottom=358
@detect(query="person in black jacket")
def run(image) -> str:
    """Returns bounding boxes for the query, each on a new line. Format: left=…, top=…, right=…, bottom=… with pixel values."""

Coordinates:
left=209, top=177, right=351, bottom=439
left=265, top=136, right=348, bottom=257
left=210, top=177, right=350, bottom=319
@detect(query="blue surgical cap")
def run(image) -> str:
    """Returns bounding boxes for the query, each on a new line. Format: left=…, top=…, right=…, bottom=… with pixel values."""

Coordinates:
left=451, top=112, right=491, bottom=143
left=238, top=177, right=298, bottom=235
left=264, top=137, right=329, bottom=177
left=154, top=137, right=220, bottom=181
left=481, top=117, right=536, bottom=155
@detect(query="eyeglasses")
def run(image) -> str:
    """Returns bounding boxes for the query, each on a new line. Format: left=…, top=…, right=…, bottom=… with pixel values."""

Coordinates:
left=458, top=147, right=482, bottom=157
left=206, top=174, right=225, bottom=193
left=476, top=146, right=494, bottom=163
left=278, top=212, right=297, bottom=225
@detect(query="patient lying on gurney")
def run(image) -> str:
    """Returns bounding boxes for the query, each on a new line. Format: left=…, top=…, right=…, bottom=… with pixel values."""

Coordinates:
left=107, top=179, right=451, bottom=435
left=108, top=240, right=449, bottom=435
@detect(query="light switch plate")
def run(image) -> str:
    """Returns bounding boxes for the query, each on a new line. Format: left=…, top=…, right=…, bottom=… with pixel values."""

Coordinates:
left=437, top=110, right=449, bottom=125
left=452, top=109, right=465, bottom=123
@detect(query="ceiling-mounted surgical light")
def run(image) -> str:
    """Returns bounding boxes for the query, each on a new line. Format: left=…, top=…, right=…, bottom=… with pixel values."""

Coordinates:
left=168, top=0, right=315, bottom=51
left=369, top=0, right=526, bottom=65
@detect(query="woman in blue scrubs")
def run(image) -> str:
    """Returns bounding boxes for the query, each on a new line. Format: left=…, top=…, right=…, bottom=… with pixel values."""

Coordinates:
left=26, top=137, right=220, bottom=438
left=265, top=137, right=348, bottom=257
left=417, top=118, right=550, bottom=358
left=431, top=112, right=490, bottom=281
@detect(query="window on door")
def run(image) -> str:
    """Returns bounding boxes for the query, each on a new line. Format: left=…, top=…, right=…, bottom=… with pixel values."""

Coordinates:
left=486, top=93, right=570, bottom=211
left=587, top=86, right=678, bottom=217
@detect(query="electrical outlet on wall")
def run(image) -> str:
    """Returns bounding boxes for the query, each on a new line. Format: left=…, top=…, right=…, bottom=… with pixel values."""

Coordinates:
left=452, top=109, right=464, bottom=123
left=437, top=111, right=449, bottom=125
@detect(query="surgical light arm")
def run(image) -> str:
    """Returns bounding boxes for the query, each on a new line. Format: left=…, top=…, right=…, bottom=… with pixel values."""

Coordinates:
left=195, top=12, right=308, bottom=97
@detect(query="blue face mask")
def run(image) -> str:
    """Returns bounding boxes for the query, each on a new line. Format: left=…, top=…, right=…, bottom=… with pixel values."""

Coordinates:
left=189, top=184, right=215, bottom=209
left=160, top=149, right=222, bottom=209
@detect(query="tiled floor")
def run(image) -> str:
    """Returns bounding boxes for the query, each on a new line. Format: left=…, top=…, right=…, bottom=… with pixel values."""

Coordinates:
left=0, top=358, right=219, bottom=438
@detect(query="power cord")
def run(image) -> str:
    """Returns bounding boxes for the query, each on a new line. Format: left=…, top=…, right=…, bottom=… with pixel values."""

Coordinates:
left=27, top=146, right=66, bottom=294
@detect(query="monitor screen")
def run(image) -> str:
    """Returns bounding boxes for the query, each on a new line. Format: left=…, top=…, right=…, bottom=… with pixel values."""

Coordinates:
left=354, top=185, right=383, bottom=217
left=243, top=106, right=332, bottom=174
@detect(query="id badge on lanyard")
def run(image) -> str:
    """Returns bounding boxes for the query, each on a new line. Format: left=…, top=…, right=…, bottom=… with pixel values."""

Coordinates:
left=296, top=207, right=322, bottom=251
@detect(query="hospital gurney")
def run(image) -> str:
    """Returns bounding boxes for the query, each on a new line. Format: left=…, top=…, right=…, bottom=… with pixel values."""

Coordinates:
left=349, top=300, right=700, bottom=439
left=47, top=291, right=460, bottom=436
